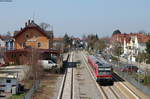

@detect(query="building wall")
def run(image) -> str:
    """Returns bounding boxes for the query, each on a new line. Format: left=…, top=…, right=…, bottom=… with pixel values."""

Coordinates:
left=53, top=41, right=64, bottom=50
left=15, top=28, right=50, bottom=49
left=0, top=39, right=5, bottom=47
left=0, top=78, right=18, bottom=92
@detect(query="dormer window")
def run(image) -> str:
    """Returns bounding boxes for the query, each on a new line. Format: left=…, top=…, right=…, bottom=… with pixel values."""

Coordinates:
left=25, top=33, right=29, bottom=38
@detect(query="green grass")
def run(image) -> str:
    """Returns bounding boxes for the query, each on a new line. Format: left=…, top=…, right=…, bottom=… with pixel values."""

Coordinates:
left=8, top=93, right=25, bottom=99
left=111, top=56, right=118, bottom=61
left=133, top=73, right=150, bottom=85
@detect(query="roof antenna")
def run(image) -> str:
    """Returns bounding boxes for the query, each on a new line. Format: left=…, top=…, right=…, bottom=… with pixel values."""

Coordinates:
left=32, top=11, right=35, bottom=21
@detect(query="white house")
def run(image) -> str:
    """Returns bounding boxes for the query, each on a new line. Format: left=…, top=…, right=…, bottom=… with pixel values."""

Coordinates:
left=122, top=34, right=150, bottom=62
left=0, top=37, right=6, bottom=64
left=0, top=74, right=18, bottom=93
left=111, top=33, right=150, bottom=62
left=0, top=38, right=5, bottom=48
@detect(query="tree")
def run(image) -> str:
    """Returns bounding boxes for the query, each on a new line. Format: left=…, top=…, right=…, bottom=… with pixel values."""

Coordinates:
left=136, top=51, right=147, bottom=63
left=40, top=22, right=51, bottom=30
left=25, top=48, right=43, bottom=81
left=138, top=30, right=146, bottom=34
left=146, top=40, right=150, bottom=54
left=145, top=40, right=150, bottom=63
left=87, top=34, right=99, bottom=51
left=112, top=41, right=123, bottom=56
left=63, top=33, right=73, bottom=48
left=98, top=39, right=106, bottom=51
left=6, top=31, right=11, bottom=36
left=112, top=29, right=121, bottom=35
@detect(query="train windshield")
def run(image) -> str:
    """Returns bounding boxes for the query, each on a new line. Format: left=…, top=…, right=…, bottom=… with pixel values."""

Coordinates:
left=99, top=71, right=111, bottom=75
left=98, top=67, right=111, bottom=75
left=96, top=62, right=103, bottom=67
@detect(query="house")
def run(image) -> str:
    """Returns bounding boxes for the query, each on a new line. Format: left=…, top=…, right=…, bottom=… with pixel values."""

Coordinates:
left=53, top=38, right=64, bottom=50
left=5, top=20, right=63, bottom=66
left=0, top=73, right=18, bottom=93
left=111, top=33, right=150, bottom=62
left=0, top=36, right=6, bottom=65
left=1, top=36, right=15, bottom=50
left=14, top=20, right=53, bottom=49
left=123, top=35, right=138, bottom=62
left=5, top=20, right=55, bottom=65
left=0, top=36, right=5, bottom=48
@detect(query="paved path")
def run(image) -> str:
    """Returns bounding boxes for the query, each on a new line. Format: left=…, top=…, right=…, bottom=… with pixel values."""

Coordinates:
left=74, top=51, right=102, bottom=99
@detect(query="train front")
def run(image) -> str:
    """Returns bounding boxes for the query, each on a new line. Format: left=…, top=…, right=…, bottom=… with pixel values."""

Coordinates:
left=96, top=63, right=113, bottom=83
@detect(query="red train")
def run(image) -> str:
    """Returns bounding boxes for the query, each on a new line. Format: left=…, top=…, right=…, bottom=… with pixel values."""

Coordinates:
left=87, top=55, right=113, bottom=84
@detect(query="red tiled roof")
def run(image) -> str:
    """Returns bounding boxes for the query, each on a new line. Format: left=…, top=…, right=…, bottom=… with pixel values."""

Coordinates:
left=111, top=33, right=150, bottom=44
left=53, top=38, right=63, bottom=41
left=72, top=38, right=80, bottom=40
left=14, top=20, right=53, bottom=39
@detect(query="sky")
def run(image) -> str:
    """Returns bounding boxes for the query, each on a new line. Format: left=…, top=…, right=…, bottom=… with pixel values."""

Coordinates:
left=0, top=0, right=150, bottom=38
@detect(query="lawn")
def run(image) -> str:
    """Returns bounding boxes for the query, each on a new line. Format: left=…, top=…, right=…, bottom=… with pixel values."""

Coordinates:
left=8, top=93, right=25, bottom=99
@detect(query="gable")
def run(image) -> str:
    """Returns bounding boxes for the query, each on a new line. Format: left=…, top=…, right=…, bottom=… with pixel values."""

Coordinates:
left=14, top=27, right=50, bottom=39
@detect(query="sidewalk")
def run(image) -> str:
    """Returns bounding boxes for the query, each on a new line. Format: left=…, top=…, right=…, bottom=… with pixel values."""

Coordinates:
left=119, top=57, right=150, bottom=70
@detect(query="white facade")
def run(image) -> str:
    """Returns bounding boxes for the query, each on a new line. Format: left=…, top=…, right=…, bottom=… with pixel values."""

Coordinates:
left=123, top=36, right=139, bottom=62
left=0, top=74, right=18, bottom=93
left=122, top=35, right=148, bottom=62
left=0, top=38, right=6, bottom=64
left=0, top=38, right=5, bottom=48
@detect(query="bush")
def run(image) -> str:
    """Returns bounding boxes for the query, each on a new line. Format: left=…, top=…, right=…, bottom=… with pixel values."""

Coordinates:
left=146, top=59, right=150, bottom=64
left=111, top=56, right=118, bottom=62
left=143, top=75, right=150, bottom=84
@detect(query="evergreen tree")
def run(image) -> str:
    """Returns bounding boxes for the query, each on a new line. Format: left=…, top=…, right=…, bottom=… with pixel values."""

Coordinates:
left=146, top=40, right=150, bottom=63
left=112, top=29, right=121, bottom=35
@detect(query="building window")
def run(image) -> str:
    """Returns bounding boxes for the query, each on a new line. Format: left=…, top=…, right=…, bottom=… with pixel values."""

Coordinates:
left=6, top=79, right=11, bottom=83
left=38, top=42, right=41, bottom=47
left=22, top=43, right=26, bottom=48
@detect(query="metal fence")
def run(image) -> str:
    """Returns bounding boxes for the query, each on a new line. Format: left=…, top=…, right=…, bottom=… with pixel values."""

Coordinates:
left=115, top=69, right=150, bottom=97
left=24, top=80, right=40, bottom=99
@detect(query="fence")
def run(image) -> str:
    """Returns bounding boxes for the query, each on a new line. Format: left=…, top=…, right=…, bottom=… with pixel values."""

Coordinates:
left=115, top=68, right=150, bottom=97
left=24, top=80, right=40, bottom=99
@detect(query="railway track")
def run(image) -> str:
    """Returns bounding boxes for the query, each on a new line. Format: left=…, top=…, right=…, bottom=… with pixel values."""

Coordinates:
left=57, top=52, right=74, bottom=99
left=81, top=51, right=140, bottom=99
left=99, top=86, right=120, bottom=99
left=113, top=73, right=140, bottom=99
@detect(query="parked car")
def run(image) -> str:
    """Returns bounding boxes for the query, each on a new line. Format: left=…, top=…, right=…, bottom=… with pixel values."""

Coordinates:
left=0, top=63, right=5, bottom=67
left=38, top=60, right=58, bottom=70
left=137, top=69, right=145, bottom=74
left=121, top=65, right=138, bottom=72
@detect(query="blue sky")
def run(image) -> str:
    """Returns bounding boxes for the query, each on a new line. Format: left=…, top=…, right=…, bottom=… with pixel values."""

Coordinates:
left=0, top=0, right=150, bottom=37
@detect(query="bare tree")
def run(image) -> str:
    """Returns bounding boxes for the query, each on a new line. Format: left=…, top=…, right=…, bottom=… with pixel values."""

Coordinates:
left=40, top=22, right=51, bottom=30
left=25, top=48, right=43, bottom=82
left=112, top=41, right=123, bottom=57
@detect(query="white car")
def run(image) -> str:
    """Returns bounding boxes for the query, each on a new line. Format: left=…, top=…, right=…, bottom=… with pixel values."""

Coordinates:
left=38, top=60, right=57, bottom=70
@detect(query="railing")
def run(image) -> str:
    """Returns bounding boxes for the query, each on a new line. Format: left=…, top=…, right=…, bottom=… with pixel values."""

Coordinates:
left=24, top=80, right=40, bottom=99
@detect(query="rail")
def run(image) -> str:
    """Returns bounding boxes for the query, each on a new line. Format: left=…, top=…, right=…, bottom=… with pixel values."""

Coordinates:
left=81, top=51, right=140, bottom=99
left=113, top=73, right=140, bottom=99
left=57, top=52, right=74, bottom=99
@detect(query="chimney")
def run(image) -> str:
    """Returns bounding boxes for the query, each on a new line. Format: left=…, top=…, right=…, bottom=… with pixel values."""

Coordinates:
left=28, top=20, right=30, bottom=25
left=31, top=20, right=34, bottom=23
left=20, top=27, right=23, bottom=30
left=25, top=22, right=27, bottom=27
